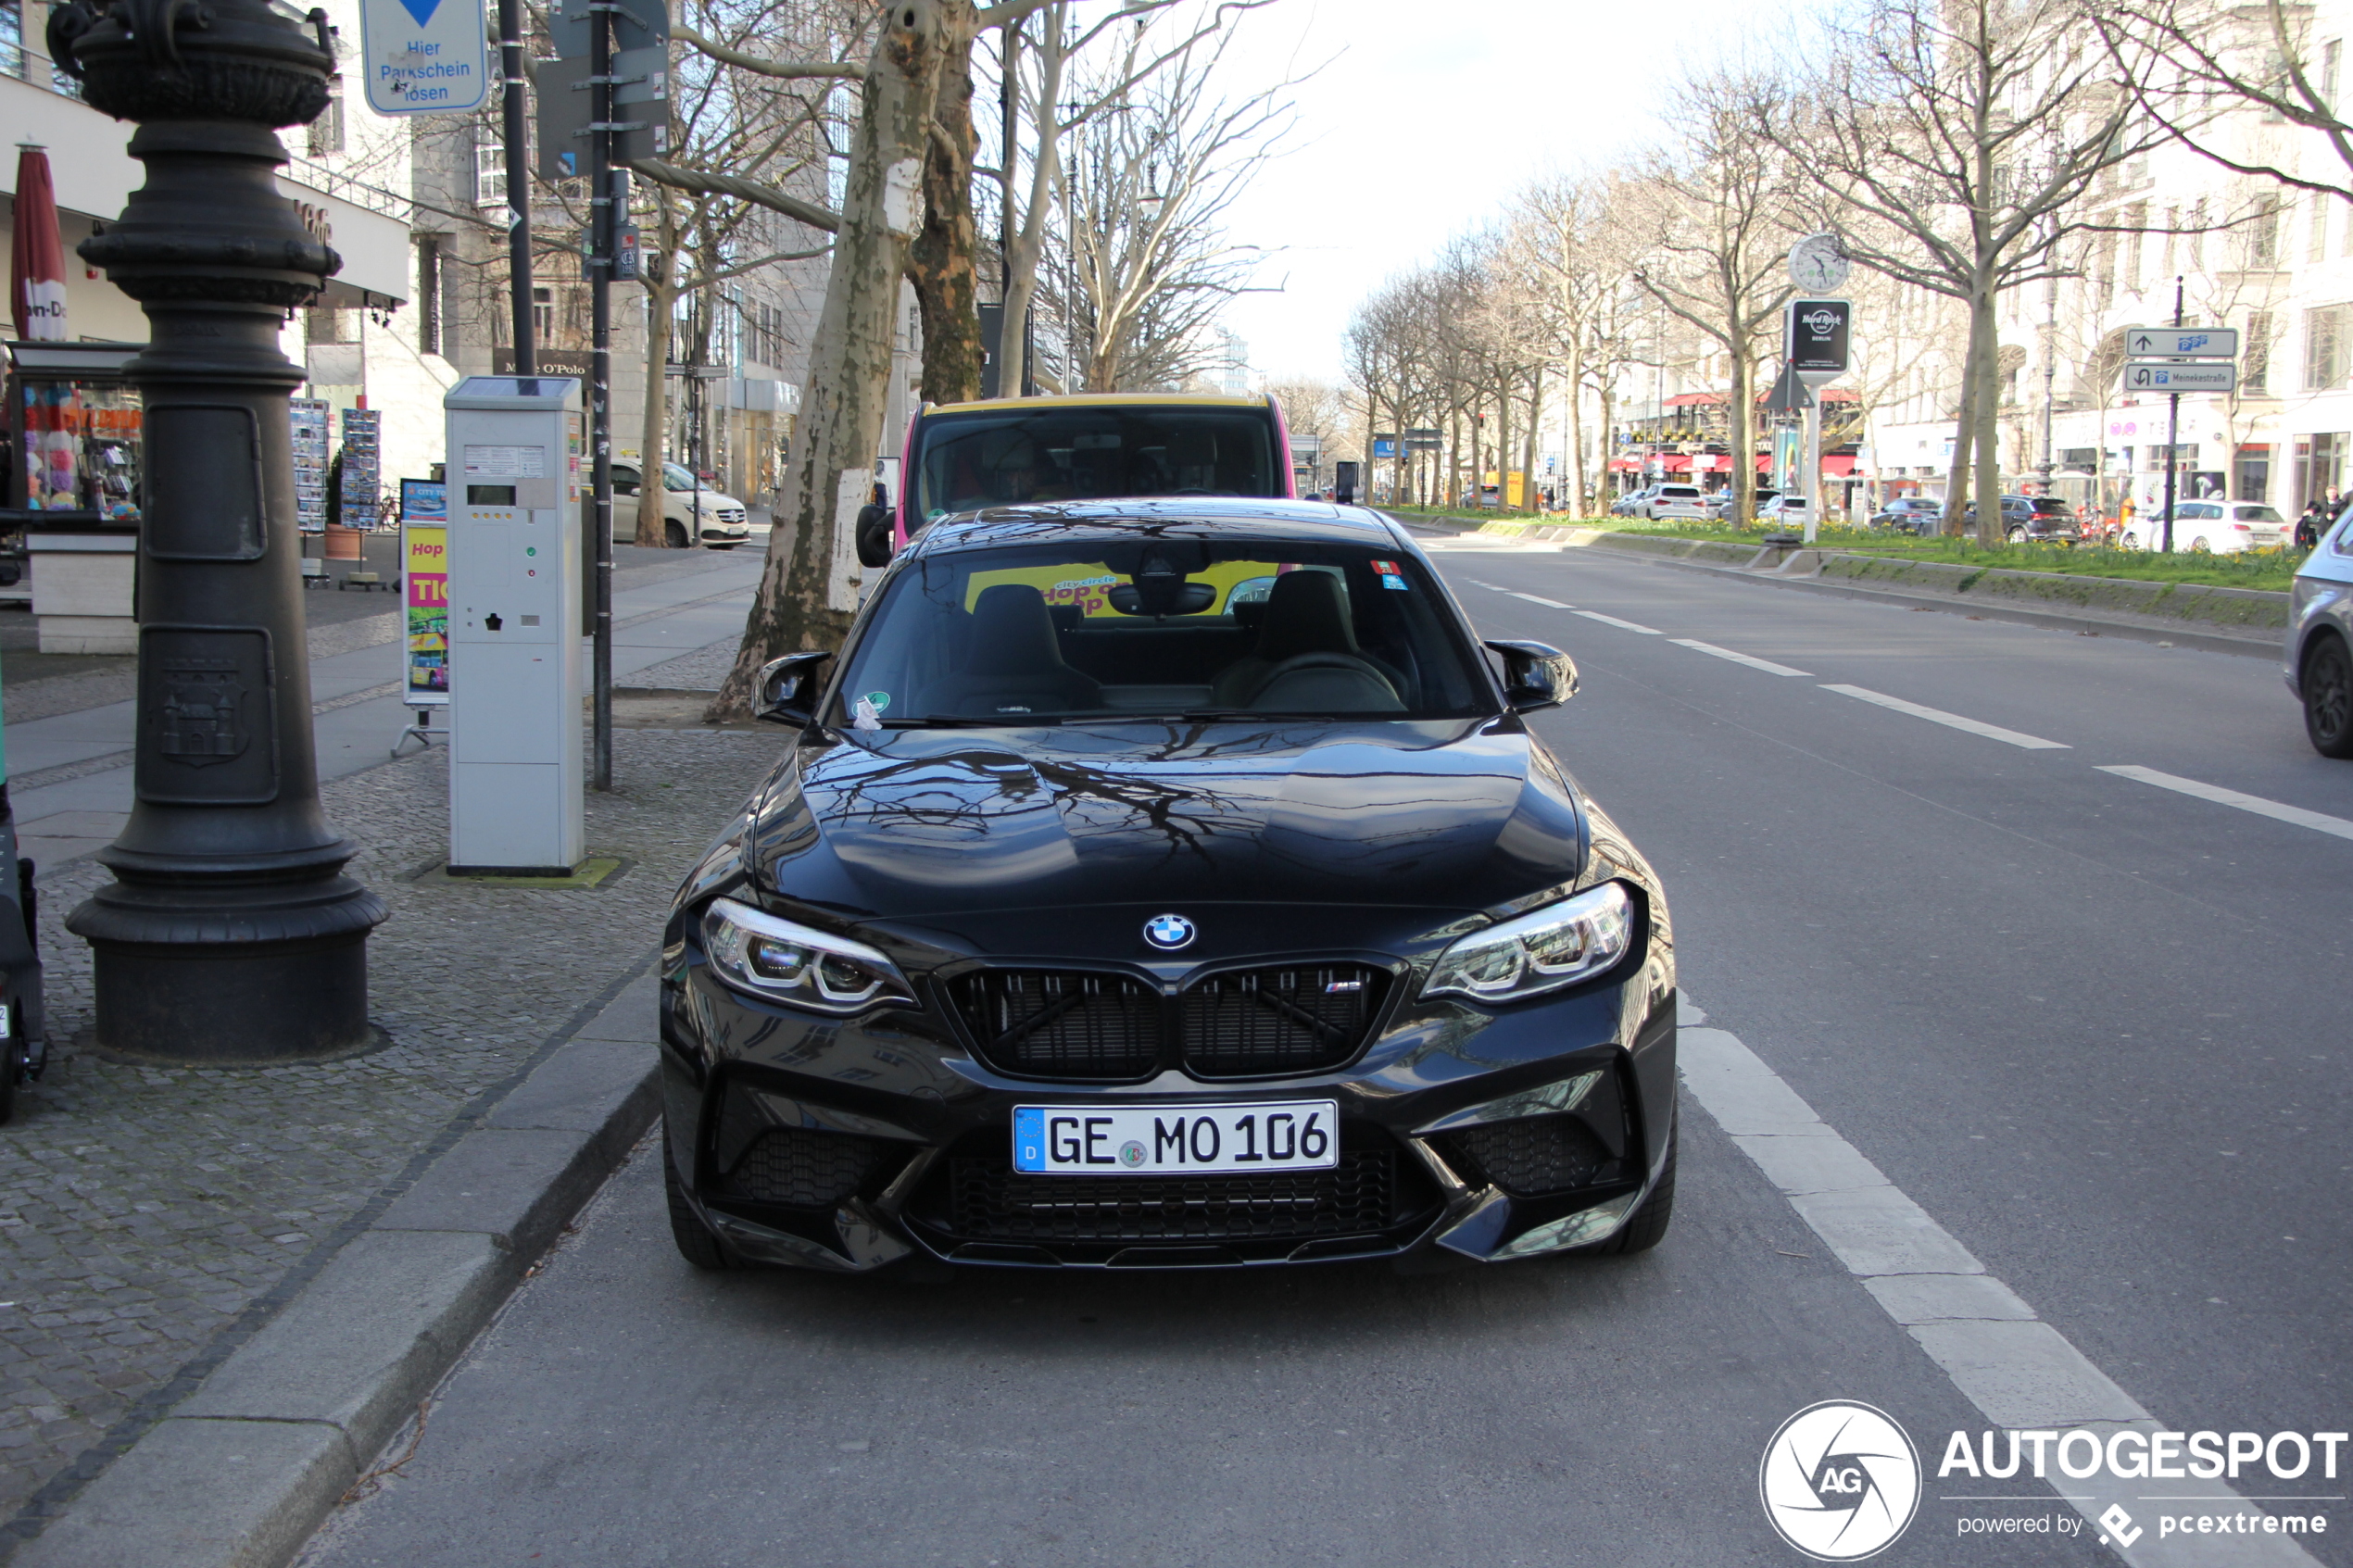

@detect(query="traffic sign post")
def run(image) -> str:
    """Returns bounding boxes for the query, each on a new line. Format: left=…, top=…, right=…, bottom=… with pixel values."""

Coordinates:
left=2128, top=295, right=2239, bottom=551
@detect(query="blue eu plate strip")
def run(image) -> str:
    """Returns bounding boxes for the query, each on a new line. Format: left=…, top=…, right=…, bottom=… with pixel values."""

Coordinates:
left=1013, top=1107, right=1046, bottom=1173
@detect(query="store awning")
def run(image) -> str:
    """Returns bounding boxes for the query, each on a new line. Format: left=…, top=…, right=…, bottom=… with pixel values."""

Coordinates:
left=1823, top=455, right=1857, bottom=476
left=1608, top=457, right=1642, bottom=471
left=1657, top=453, right=1692, bottom=472
left=1664, top=392, right=1723, bottom=408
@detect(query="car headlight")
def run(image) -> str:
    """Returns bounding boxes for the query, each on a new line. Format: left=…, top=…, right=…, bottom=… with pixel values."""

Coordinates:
left=1420, top=882, right=1635, bottom=1004
left=699, top=897, right=916, bottom=1014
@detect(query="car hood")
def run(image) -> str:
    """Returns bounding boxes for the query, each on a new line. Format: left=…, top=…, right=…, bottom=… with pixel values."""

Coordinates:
left=742, top=718, right=1586, bottom=935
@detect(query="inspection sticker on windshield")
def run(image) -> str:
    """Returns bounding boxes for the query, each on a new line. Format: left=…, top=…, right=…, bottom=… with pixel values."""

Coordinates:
left=1013, top=1101, right=1338, bottom=1175
left=1371, top=559, right=1410, bottom=590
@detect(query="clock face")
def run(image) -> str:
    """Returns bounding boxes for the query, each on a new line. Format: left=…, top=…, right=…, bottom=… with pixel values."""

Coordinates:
left=1790, top=234, right=1850, bottom=292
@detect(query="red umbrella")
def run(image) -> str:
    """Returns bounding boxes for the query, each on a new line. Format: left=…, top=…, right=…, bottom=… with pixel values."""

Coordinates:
left=11, top=144, right=68, bottom=341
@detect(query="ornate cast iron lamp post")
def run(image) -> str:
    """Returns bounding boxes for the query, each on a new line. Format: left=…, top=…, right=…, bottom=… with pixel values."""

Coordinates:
left=47, top=0, right=386, bottom=1060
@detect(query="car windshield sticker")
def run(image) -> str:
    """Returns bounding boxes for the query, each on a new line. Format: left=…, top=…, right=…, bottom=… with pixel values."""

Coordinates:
left=850, top=696, right=884, bottom=732
left=1372, top=559, right=1410, bottom=591
left=862, top=690, right=891, bottom=713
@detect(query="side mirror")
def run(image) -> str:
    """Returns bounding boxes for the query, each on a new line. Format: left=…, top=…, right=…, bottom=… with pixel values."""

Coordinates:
left=1484, top=639, right=1578, bottom=714
left=853, top=504, right=895, bottom=569
left=755, top=650, right=835, bottom=727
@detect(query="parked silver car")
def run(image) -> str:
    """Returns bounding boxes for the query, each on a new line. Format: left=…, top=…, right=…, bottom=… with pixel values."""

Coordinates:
left=2286, top=506, right=2353, bottom=757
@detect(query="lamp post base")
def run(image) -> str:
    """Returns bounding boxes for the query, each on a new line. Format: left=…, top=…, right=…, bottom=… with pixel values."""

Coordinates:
left=82, top=931, right=373, bottom=1062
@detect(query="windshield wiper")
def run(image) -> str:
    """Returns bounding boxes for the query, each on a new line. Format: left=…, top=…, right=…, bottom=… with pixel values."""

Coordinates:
left=880, top=713, right=1069, bottom=728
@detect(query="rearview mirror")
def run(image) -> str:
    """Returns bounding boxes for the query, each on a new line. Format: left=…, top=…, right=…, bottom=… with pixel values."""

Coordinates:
left=756, top=650, right=835, bottom=727
left=853, top=505, right=894, bottom=569
left=1483, top=639, right=1578, bottom=714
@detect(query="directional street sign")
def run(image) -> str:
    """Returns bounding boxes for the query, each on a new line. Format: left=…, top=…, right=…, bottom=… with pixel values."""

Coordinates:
left=2125, top=360, right=2237, bottom=394
left=2126, top=326, right=2238, bottom=360
left=358, top=0, right=490, bottom=116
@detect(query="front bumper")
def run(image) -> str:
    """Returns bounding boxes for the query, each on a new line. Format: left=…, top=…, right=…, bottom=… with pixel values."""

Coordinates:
left=658, top=935, right=1678, bottom=1273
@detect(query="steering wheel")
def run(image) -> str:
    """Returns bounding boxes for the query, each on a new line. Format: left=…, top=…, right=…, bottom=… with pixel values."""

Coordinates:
left=1247, top=651, right=1400, bottom=703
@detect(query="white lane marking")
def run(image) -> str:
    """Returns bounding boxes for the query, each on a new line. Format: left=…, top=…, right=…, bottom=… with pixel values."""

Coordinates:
left=1678, top=1015, right=2321, bottom=1566
left=1505, top=591, right=1575, bottom=609
left=1461, top=579, right=1504, bottom=590
left=1669, top=638, right=1812, bottom=678
left=2098, top=765, right=2353, bottom=843
left=1820, top=684, right=2070, bottom=750
left=1572, top=609, right=1662, bottom=635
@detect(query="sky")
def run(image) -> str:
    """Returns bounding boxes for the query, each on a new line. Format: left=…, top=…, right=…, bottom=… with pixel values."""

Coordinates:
left=1202, top=0, right=1781, bottom=386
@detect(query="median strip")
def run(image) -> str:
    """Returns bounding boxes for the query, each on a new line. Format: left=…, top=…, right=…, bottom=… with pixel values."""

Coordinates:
left=1573, top=609, right=1662, bottom=635
left=1820, top=684, right=2070, bottom=750
left=2097, top=766, right=2353, bottom=843
left=1669, top=638, right=1812, bottom=677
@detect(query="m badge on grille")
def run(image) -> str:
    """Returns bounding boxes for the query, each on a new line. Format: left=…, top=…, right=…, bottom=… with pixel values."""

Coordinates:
left=1142, top=913, right=1195, bottom=950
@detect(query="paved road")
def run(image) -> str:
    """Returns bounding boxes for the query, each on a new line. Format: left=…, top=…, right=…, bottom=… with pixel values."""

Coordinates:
left=296, top=540, right=2349, bottom=1567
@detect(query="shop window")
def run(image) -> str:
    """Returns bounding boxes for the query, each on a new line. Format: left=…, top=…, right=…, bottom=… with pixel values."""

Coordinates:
left=476, top=144, right=506, bottom=207
left=2246, top=311, right=2273, bottom=392
left=533, top=286, right=554, bottom=342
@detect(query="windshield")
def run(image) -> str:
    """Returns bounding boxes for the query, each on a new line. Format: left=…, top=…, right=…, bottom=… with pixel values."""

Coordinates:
left=912, top=407, right=1278, bottom=526
left=662, top=462, right=702, bottom=492
left=2239, top=505, right=2285, bottom=523
left=837, top=538, right=1494, bottom=724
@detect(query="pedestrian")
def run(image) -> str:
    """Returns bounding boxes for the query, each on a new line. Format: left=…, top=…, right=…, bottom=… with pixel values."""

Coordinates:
left=2297, top=498, right=2326, bottom=550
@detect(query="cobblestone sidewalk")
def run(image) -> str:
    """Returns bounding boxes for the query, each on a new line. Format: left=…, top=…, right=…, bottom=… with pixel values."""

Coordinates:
left=0, top=725, right=780, bottom=1529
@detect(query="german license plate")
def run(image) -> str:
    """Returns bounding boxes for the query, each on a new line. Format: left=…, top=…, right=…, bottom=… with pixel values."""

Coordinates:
left=1013, top=1101, right=1338, bottom=1175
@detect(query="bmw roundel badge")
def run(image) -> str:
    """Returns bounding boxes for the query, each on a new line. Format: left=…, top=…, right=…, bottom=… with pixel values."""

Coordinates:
left=1143, top=913, right=1196, bottom=951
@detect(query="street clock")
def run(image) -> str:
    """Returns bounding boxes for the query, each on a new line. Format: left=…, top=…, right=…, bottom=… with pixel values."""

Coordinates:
left=1789, top=232, right=1851, bottom=293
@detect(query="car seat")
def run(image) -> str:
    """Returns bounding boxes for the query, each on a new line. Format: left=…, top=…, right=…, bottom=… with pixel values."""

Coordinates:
left=1210, top=571, right=1403, bottom=709
left=931, top=584, right=1104, bottom=717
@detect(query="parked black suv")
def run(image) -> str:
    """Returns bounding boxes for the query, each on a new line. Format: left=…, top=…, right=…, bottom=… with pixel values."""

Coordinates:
left=661, top=498, right=1680, bottom=1275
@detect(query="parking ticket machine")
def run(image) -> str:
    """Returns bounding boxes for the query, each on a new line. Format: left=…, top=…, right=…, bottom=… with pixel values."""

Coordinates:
left=442, top=377, right=584, bottom=873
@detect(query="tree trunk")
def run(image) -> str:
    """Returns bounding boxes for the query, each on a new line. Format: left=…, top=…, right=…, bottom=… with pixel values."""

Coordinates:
left=636, top=192, right=680, bottom=547
left=1947, top=284, right=1982, bottom=539
left=1563, top=345, right=1586, bottom=514
left=707, top=3, right=947, bottom=721
left=1521, top=366, right=1541, bottom=513
left=997, top=3, right=1064, bottom=401
left=1730, top=350, right=1755, bottom=521
left=1974, top=286, right=2003, bottom=548
left=910, top=6, right=982, bottom=406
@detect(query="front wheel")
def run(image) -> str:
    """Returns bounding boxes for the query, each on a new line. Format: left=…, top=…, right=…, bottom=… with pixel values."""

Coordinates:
left=665, top=521, right=690, bottom=550
left=2005, top=527, right=2024, bottom=545
left=2305, top=635, right=2353, bottom=759
left=2190, top=536, right=2211, bottom=552
left=664, top=1142, right=747, bottom=1270
left=1589, top=1116, right=1676, bottom=1255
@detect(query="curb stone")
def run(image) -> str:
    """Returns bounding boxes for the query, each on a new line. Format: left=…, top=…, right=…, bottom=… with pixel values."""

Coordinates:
left=3, top=967, right=665, bottom=1568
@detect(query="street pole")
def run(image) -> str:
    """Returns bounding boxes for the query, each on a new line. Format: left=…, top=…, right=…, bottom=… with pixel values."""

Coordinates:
left=2160, top=275, right=2183, bottom=554
left=51, top=0, right=386, bottom=1060
left=500, top=0, right=534, bottom=374
left=588, top=2, right=614, bottom=789
left=1801, top=389, right=1822, bottom=546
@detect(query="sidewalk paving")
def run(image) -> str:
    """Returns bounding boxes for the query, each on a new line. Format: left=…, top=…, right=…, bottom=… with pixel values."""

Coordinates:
left=0, top=549, right=783, bottom=1547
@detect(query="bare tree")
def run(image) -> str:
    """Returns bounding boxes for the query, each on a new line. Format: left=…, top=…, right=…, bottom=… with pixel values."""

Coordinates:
left=2094, top=0, right=2349, bottom=201
left=1628, top=82, right=1803, bottom=524
left=1762, top=0, right=2160, bottom=543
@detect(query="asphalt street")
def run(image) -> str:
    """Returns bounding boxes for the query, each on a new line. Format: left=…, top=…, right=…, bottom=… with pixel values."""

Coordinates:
left=296, top=539, right=2349, bottom=1568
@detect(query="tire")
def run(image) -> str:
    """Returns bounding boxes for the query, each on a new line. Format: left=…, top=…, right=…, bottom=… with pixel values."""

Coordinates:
left=2005, top=527, right=2024, bottom=545
left=664, top=1144, right=745, bottom=1270
left=2122, top=531, right=2139, bottom=549
left=665, top=521, right=690, bottom=549
left=0, top=1006, right=23, bottom=1127
left=2190, top=536, right=2210, bottom=552
left=1589, top=1115, right=1677, bottom=1256
left=2304, top=634, right=2353, bottom=759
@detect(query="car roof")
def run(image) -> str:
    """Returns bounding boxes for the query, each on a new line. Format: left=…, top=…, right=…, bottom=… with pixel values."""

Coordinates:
left=912, top=496, right=1400, bottom=554
left=920, top=392, right=1272, bottom=416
